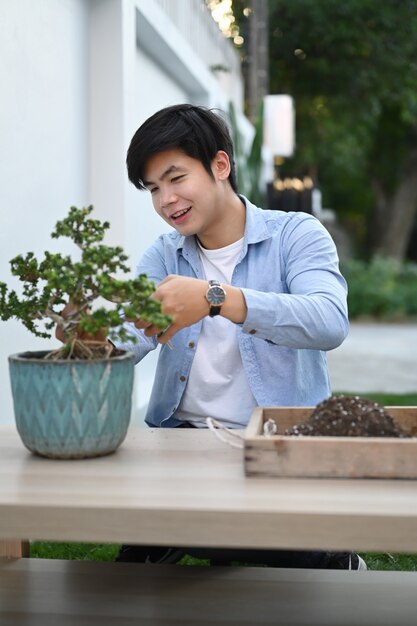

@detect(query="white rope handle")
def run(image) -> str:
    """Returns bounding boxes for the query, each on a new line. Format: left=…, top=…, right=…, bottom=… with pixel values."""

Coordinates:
left=206, top=417, right=245, bottom=449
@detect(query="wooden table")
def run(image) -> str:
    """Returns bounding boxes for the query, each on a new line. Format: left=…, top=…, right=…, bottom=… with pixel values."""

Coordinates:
left=2, top=425, right=417, bottom=552
left=2, top=425, right=417, bottom=625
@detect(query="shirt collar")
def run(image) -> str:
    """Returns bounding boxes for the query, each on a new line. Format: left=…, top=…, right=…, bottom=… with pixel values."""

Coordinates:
left=240, top=195, right=271, bottom=245
left=176, top=195, right=272, bottom=254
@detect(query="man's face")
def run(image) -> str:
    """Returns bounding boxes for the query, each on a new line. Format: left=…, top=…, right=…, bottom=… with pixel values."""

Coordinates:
left=143, top=149, right=230, bottom=248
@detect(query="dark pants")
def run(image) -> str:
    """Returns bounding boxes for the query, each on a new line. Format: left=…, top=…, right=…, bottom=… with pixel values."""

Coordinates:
left=185, top=547, right=332, bottom=568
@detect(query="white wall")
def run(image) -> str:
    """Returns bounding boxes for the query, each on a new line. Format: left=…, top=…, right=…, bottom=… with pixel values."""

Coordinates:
left=0, top=0, right=90, bottom=424
left=125, top=1, right=190, bottom=420
left=0, top=0, right=248, bottom=426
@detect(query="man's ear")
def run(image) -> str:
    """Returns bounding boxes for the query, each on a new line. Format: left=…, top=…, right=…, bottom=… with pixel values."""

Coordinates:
left=212, top=150, right=231, bottom=181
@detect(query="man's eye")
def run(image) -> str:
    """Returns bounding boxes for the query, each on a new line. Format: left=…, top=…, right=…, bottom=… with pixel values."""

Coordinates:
left=172, top=175, right=184, bottom=183
left=149, top=187, right=158, bottom=194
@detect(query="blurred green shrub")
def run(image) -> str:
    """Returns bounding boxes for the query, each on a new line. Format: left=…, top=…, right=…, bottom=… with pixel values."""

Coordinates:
left=342, top=257, right=417, bottom=319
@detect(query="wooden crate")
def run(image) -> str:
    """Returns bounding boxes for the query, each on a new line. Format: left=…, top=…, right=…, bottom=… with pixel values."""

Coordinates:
left=245, top=406, right=417, bottom=479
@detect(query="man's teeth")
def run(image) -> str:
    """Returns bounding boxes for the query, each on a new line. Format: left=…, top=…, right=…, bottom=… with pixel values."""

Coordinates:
left=172, top=208, right=190, bottom=219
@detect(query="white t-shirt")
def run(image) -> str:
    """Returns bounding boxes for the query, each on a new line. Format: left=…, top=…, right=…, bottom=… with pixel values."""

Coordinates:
left=175, top=237, right=256, bottom=428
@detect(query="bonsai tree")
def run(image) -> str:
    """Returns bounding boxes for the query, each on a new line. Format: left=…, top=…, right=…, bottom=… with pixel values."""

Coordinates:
left=0, top=206, right=171, bottom=360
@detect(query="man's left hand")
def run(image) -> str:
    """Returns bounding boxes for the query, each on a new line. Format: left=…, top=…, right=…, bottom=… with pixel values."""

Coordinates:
left=134, top=275, right=209, bottom=344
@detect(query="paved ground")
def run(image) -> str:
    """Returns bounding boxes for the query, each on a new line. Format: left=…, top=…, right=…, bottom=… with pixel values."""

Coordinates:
left=327, top=322, right=417, bottom=394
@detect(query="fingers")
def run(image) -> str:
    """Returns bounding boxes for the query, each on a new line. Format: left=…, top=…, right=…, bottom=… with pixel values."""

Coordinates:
left=144, top=324, right=164, bottom=337
left=133, top=319, right=153, bottom=330
left=134, top=319, right=160, bottom=335
left=155, top=324, right=177, bottom=344
left=133, top=318, right=176, bottom=343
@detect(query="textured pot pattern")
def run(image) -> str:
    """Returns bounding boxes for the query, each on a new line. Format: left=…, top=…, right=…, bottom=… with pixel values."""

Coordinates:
left=9, top=351, right=135, bottom=459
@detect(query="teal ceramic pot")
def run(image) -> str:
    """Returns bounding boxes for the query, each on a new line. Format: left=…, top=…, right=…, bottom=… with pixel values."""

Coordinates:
left=8, top=350, right=135, bottom=459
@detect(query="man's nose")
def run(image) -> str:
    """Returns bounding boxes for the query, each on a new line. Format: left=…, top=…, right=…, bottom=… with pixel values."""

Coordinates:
left=159, top=186, right=177, bottom=208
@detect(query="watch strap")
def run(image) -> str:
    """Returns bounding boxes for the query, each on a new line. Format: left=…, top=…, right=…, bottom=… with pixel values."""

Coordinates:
left=206, top=280, right=225, bottom=317
left=208, top=304, right=222, bottom=317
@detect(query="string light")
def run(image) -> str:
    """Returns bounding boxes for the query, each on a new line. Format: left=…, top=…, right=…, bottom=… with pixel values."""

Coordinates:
left=273, top=177, right=315, bottom=192
left=206, top=0, right=244, bottom=45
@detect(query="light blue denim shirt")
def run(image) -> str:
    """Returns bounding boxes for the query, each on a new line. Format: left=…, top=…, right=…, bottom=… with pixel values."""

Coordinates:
left=115, top=197, right=348, bottom=427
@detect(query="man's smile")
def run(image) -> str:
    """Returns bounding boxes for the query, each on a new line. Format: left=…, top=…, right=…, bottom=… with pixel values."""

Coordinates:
left=170, top=207, right=192, bottom=223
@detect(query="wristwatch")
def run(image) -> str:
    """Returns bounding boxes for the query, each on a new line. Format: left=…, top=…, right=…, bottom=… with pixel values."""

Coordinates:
left=205, top=280, right=226, bottom=317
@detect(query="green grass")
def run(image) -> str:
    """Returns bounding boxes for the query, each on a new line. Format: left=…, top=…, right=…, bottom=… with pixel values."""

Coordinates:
left=29, top=542, right=209, bottom=566
left=31, top=392, right=417, bottom=571
left=335, top=392, right=417, bottom=406
left=30, top=542, right=119, bottom=561
left=362, top=553, right=417, bottom=571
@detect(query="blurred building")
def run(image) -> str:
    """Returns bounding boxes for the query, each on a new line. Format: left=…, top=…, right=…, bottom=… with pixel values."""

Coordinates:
left=0, top=0, right=250, bottom=424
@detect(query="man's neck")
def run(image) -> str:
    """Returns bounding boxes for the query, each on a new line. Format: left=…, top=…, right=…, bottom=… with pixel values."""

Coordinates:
left=197, top=193, right=246, bottom=250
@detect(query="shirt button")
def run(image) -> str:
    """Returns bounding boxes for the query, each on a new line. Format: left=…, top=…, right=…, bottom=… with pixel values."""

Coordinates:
left=179, top=375, right=186, bottom=382
left=249, top=329, right=257, bottom=335
left=188, top=341, right=195, bottom=349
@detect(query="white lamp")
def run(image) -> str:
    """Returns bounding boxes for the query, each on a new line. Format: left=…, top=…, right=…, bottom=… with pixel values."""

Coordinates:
left=263, top=95, right=295, bottom=157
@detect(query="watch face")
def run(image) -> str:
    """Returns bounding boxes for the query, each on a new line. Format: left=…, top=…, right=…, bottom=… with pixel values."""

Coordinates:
left=208, top=286, right=225, bottom=305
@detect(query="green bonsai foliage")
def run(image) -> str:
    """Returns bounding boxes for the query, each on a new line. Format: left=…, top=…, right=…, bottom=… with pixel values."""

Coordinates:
left=0, top=206, right=171, bottom=359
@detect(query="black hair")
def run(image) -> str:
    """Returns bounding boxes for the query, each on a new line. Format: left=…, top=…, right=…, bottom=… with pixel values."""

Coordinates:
left=126, top=104, right=238, bottom=193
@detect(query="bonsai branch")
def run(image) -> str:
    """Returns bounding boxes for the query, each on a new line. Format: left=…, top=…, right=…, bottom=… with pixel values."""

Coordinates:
left=0, top=206, right=172, bottom=359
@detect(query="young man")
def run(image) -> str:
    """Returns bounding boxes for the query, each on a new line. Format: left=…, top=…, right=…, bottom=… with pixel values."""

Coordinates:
left=117, top=103, right=348, bottom=429
left=115, top=103, right=365, bottom=569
